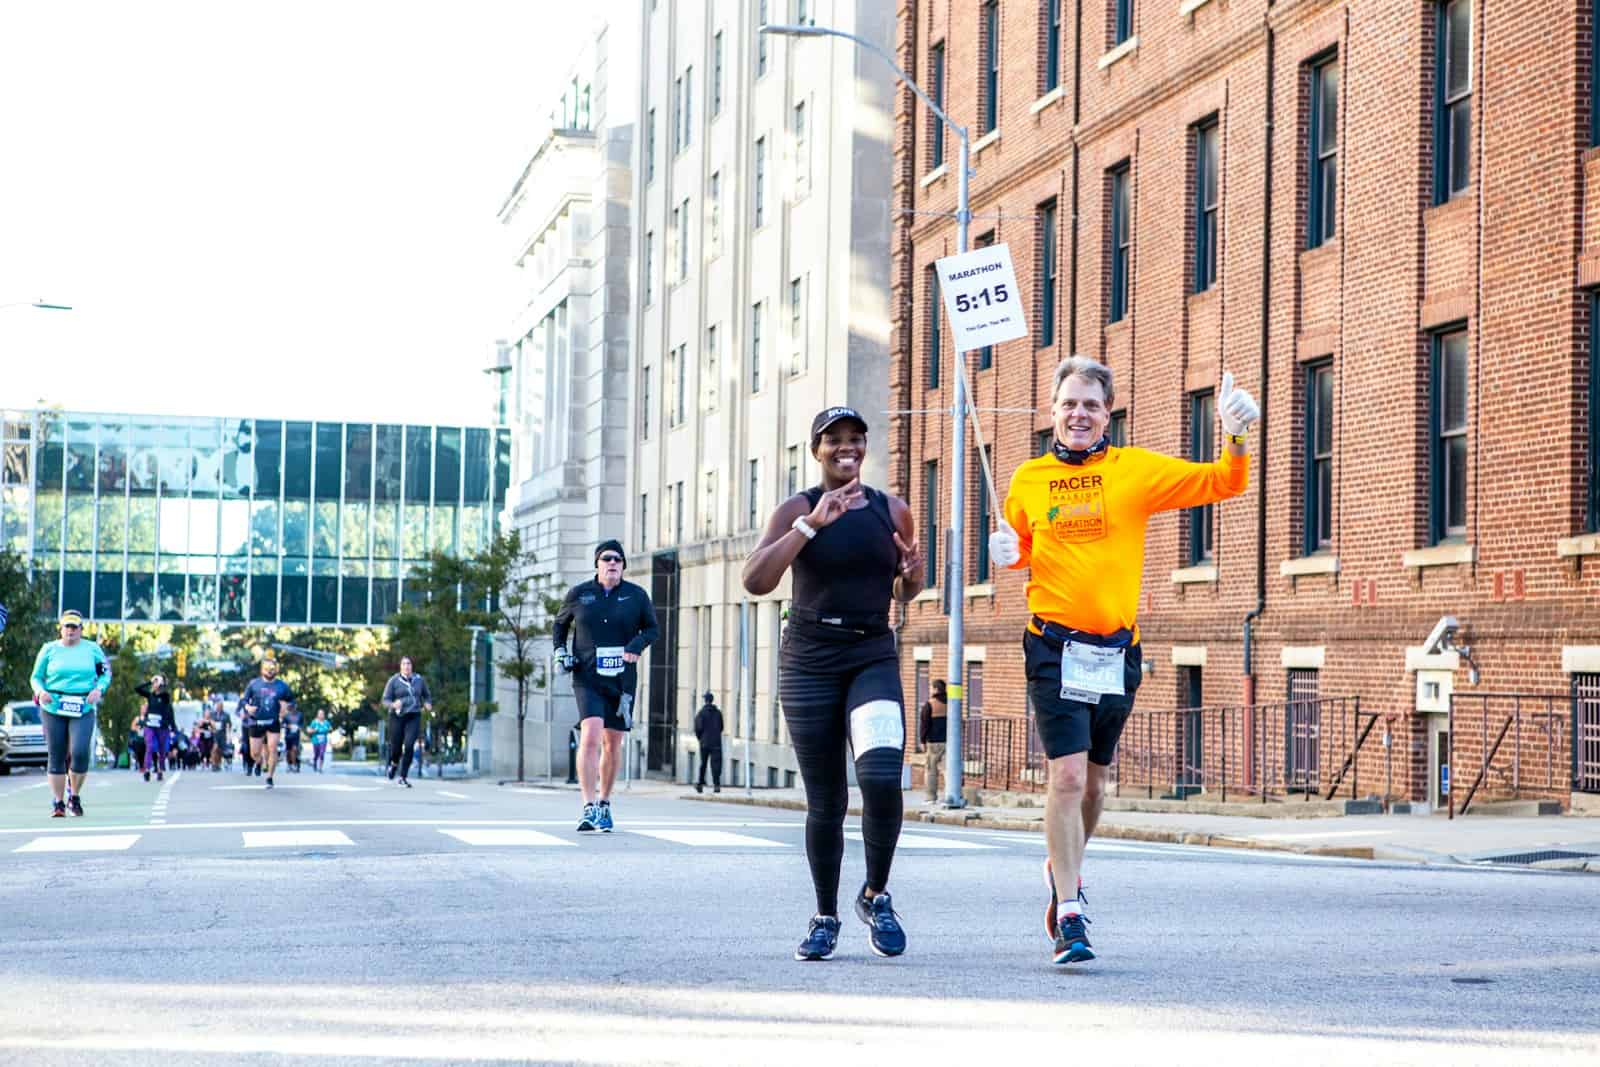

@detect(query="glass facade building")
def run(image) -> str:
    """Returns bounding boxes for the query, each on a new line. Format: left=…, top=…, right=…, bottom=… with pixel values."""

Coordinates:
left=1, top=410, right=510, bottom=626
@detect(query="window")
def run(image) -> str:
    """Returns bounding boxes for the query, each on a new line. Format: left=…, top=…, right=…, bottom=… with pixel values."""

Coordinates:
left=703, top=469, right=717, bottom=538
left=1590, top=295, right=1600, bottom=532
left=676, top=344, right=688, bottom=426
left=982, top=2, right=1000, bottom=134
left=713, top=31, right=724, bottom=117
left=667, top=346, right=682, bottom=428
left=1308, top=56, right=1339, bottom=248
left=673, top=480, right=685, bottom=544
left=747, top=459, right=760, bottom=529
left=1043, top=0, right=1062, bottom=92
left=708, top=171, right=722, bottom=254
left=705, top=325, right=719, bottom=410
left=1038, top=200, right=1058, bottom=347
left=786, top=444, right=800, bottom=496
left=927, top=266, right=942, bottom=388
left=678, top=197, right=690, bottom=279
left=930, top=42, right=946, bottom=168
left=1109, top=409, right=1127, bottom=447
left=1430, top=328, right=1469, bottom=542
left=672, top=75, right=683, bottom=154
left=974, top=447, right=992, bottom=581
left=646, top=108, right=656, bottom=182
left=757, top=0, right=769, bottom=77
left=639, top=493, right=649, bottom=551
left=682, top=66, right=693, bottom=150
left=1036, top=428, right=1054, bottom=456
left=1113, top=0, right=1132, bottom=47
left=1435, top=0, right=1472, bottom=202
left=644, top=230, right=654, bottom=305
left=789, top=276, right=804, bottom=372
left=670, top=203, right=681, bottom=279
left=796, top=0, right=810, bottom=25
left=1194, top=120, right=1219, bottom=292
left=1189, top=391, right=1215, bottom=564
left=751, top=301, right=763, bottom=392
left=1109, top=164, right=1131, bottom=322
left=794, top=100, right=808, bottom=185
left=641, top=365, right=652, bottom=439
left=924, top=460, right=939, bottom=578
left=1304, top=362, right=1333, bottom=553
left=977, top=232, right=996, bottom=369
left=754, top=136, right=766, bottom=227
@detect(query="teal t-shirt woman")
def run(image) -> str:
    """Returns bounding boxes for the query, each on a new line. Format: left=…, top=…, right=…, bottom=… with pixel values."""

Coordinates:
left=29, top=609, right=111, bottom=818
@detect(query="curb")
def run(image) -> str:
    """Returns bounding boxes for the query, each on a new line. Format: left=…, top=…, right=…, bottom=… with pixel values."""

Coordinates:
left=682, top=791, right=1381, bottom=862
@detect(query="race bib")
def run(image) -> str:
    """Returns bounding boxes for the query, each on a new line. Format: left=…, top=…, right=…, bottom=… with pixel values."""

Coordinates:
left=1059, top=642, right=1126, bottom=705
left=849, top=700, right=905, bottom=755
left=145, top=712, right=164, bottom=728
left=595, top=646, right=626, bottom=677
left=55, top=695, right=86, bottom=717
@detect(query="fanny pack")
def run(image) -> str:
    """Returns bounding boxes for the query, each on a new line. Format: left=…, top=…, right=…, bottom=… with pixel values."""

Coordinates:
left=789, top=606, right=891, bottom=635
left=1029, top=616, right=1133, bottom=649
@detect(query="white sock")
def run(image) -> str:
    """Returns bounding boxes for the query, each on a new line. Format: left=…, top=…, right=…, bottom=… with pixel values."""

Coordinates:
left=1058, top=899, right=1085, bottom=923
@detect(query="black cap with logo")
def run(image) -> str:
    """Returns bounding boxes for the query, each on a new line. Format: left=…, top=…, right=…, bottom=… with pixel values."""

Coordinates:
left=809, top=406, right=869, bottom=449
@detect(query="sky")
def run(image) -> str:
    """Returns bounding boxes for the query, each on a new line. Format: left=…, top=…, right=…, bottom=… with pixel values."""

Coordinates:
left=0, top=1, right=600, bottom=426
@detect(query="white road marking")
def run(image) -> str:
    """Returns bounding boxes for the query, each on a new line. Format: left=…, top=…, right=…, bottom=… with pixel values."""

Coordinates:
left=847, top=830, right=997, bottom=850
left=438, top=791, right=470, bottom=799
left=149, top=770, right=181, bottom=826
left=242, top=830, right=354, bottom=848
left=439, top=829, right=573, bottom=847
left=211, top=784, right=381, bottom=792
left=0, top=817, right=807, bottom=837
left=15, top=834, right=140, bottom=853
left=627, top=829, right=788, bottom=847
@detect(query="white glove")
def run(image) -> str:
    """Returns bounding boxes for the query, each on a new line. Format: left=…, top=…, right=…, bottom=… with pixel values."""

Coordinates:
left=1219, top=371, right=1260, bottom=437
left=988, top=526, right=1021, bottom=569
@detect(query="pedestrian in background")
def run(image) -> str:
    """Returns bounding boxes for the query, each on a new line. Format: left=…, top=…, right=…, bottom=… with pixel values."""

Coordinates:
left=382, top=656, right=432, bottom=788
left=135, top=673, right=176, bottom=782
left=693, top=691, right=724, bottom=794
left=918, top=680, right=948, bottom=805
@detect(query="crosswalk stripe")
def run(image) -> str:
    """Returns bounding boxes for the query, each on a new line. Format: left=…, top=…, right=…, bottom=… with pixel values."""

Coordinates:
left=438, top=791, right=470, bottom=800
left=438, top=829, right=573, bottom=847
left=14, top=834, right=140, bottom=853
left=626, top=829, right=789, bottom=848
left=848, top=831, right=998, bottom=850
left=241, top=830, right=354, bottom=848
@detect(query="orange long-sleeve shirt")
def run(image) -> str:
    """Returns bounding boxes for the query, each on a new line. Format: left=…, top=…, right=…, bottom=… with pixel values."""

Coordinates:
left=1001, top=447, right=1249, bottom=640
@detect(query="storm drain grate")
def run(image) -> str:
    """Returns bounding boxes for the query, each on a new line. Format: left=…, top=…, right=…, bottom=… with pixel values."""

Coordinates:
left=1478, top=849, right=1598, bottom=866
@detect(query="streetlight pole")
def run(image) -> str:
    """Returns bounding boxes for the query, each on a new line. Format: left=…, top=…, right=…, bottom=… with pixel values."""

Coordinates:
left=0, top=300, right=73, bottom=312
left=761, top=22, right=972, bottom=807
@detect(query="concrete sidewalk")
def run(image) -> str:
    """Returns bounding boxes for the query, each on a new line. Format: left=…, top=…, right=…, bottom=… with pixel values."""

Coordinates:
left=680, top=784, right=1600, bottom=872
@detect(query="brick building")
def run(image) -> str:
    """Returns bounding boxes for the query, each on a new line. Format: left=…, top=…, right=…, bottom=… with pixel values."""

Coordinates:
left=889, top=0, right=1600, bottom=811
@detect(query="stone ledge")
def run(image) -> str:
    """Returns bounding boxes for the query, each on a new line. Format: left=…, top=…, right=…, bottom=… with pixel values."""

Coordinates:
left=1402, top=542, right=1475, bottom=569
left=1179, top=0, right=1213, bottom=14
left=1097, top=36, right=1139, bottom=71
left=972, top=128, right=1001, bottom=156
left=1279, top=554, right=1339, bottom=577
left=1170, top=564, right=1218, bottom=584
left=1557, top=533, right=1600, bottom=558
left=917, top=164, right=947, bottom=189
left=964, top=582, right=995, bottom=598
left=1029, top=85, right=1065, bottom=115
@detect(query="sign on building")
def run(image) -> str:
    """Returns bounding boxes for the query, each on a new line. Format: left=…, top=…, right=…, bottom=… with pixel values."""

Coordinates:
left=935, top=244, right=1029, bottom=354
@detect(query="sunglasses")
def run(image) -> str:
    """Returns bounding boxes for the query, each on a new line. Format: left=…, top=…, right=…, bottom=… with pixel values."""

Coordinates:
left=61, top=623, right=81, bottom=630
left=598, top=554, right=623, bottom=563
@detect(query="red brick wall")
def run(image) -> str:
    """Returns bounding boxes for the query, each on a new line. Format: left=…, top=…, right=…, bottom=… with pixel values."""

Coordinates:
left=893, top=0, right=1600, bottom=807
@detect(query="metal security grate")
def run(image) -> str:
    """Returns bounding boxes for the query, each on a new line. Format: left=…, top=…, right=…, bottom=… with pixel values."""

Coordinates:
left=1478, top=849, right=1599, bottom=866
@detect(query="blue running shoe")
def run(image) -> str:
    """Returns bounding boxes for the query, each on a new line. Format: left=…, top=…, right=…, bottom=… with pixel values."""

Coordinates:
left=596, top=801, right=614, bottom=833
left=1053, top=910, right=1094, bottom=965
left=577, top=803, right=598, bottom=832
left=1043, top=860, right=1086, bottom=943
left=794, top=915, right=840, bottom=961
left=853, top=884, right=907, bottom=957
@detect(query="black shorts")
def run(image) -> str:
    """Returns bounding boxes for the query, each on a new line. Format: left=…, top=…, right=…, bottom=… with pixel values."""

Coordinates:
left=1023, top=630, right=1142, bottom=764
left=575, top=685, right=633, bottom=732
left=247, top=721, right=280, bottom=740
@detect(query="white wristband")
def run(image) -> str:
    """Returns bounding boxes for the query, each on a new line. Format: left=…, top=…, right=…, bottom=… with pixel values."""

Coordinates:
left=791, top=516, right=817, bottom=540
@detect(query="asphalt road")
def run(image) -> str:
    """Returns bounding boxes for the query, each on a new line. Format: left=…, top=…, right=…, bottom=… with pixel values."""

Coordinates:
left=1, top=762, right=1596, bottom=1066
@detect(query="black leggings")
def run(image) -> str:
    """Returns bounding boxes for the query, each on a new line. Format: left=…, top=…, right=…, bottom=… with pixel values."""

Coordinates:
left=44, top=709, right=96, bottom=775
left=698, top=747, right=722, bottom=788
left=779, top=655, right=905, bottom=917
left=388, top=712, right=421, bottom=778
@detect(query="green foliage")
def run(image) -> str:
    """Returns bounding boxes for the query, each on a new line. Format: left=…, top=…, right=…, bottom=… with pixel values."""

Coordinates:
left=0, top=550, right=54, bottom=701
left=385, top=551, right=478, bottom=748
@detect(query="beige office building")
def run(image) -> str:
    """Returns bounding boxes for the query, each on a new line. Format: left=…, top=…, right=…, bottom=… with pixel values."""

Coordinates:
left=627, top=1, right=894, bottom=783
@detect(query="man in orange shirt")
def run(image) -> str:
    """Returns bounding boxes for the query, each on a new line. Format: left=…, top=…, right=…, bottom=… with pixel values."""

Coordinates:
left=990, top=356, right=1258, bottom=965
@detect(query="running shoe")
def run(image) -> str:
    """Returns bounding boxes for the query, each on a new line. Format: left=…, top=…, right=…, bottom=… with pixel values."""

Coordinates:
left=853, top=884, right=907, bottom=958
left=388, top=762, right=398, bottom=780
left=1042, top=860, right=1086, bottom=942
left=51, top=800, right=66, bottom=818
left=68, top=794, right=84, bottom=817
left=400, top=778, right=412, bottom=789
left=577, top=803, right=598, bottom=832
left=596, top=802, right=613, bottom=832
left=156, top=770, right=163, bottom=782
left=794, top=915, right=841, bottom=961
left=143, top=770, right=150, bottom=782
left=265, top=775, right=274, bottom=790
left=1053, top=910, right=1094, bottom=965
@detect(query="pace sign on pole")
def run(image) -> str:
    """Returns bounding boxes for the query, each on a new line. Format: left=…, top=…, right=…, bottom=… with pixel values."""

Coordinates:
left=935, top=243, right=1030, bottom=353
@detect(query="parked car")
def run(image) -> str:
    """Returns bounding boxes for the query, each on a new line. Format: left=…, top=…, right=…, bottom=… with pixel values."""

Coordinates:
left=1, top=701, right=48, bottom=774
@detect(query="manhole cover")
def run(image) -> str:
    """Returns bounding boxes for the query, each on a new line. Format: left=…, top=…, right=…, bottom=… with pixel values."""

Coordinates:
left=1478, top=849, right=1598, bottom=866
left=1451, top=977, right=1494, bottom=986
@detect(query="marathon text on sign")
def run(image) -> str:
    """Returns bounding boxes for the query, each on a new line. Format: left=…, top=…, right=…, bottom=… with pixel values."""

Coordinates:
left=935, top=244, right=1030, bottom=354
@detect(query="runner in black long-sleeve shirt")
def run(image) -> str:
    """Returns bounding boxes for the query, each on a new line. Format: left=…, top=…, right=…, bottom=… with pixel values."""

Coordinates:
left=135, top=675, right=177, bottom=781
left=552, top=539, right=659, bottom=832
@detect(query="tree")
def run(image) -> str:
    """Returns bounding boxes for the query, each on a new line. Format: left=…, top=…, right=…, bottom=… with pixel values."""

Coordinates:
left=466, top=529, right=560, bottom=782
left=0, top=550, right=54, bottom=702
left=385, top=551, right=476, bottom=756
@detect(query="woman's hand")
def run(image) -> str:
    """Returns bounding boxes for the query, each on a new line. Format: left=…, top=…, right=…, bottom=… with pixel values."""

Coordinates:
left=892, top=532, right=923, bottom=580
left=88, top=688, right=103, bottom=705
left=805, top=478, right=863, bottom=530
left=33, top=691, right=51, bottom=707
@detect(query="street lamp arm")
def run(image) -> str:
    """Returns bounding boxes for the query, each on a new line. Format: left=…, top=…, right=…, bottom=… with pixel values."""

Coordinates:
left=0, top=299, right=73, bottom=311
left=761, top=23, right=967, bottom=147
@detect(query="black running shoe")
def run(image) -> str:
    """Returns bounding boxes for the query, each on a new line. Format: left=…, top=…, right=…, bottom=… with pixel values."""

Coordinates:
left=51, top=800, right=66, bottom=818
left=68, top=794, right=83, bottom=817
left=143, top=770, right=150, bottom=782
left=794, top=915, right=841, bottom=961
left=388, top=762, right=398, bottom=780
left=853, top=884, right=907, bottom=958
left=265, top=776, right=274, bottom=789
left=156, top=770, right=163, bottom=782
left=400, top=778, right=412, bottom=789
left=1053, top=910, right=1094, bottom=965
left=576, top=803, right=598, bottom=832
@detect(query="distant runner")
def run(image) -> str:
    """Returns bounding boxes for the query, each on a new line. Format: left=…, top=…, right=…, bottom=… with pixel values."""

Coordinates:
left=237, top=658, right=295, bottom=790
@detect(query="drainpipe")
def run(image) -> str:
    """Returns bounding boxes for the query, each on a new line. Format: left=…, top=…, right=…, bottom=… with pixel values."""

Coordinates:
left=1066, top=0, right=1083, bottom=355
left=1243, top=19, right=1275, bottom=782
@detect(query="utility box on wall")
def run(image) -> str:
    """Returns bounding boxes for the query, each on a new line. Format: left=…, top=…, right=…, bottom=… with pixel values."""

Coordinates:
left=1416, top=669, right=1453, bottom=713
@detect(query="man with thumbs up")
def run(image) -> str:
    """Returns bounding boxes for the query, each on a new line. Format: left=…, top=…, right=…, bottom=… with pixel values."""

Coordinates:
left=988, top=357, right=1258, bottom=967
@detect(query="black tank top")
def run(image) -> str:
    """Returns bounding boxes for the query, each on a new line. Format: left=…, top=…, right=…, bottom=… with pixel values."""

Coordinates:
left=790, top=486, right=899, bottom=633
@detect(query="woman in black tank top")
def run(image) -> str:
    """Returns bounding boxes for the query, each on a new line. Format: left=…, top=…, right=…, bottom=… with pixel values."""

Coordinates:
left=742, top=406, right=924, bottom=962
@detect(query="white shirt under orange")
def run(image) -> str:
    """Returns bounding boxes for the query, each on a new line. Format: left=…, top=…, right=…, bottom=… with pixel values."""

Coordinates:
left=1001, top=446, right=1249, bottom=640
